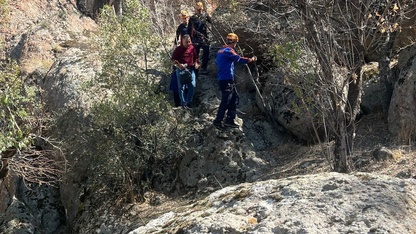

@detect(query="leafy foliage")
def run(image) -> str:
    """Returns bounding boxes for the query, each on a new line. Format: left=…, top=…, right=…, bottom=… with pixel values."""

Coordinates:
left=267, top=41, right=302, bottom=72
left=0, top=61, right=42, bottom=151
left=0, top=60, right=62, bottom=185
left=76, top=0, right=187, bottom=202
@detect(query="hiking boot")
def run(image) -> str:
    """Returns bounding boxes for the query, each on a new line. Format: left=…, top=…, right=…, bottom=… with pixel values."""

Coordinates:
left=224, top=121, right=239, bottom=128
left=213, top=121, right=226, bottom=130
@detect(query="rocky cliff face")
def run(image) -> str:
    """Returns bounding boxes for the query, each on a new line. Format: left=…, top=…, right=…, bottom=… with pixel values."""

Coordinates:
left=0, top=176, right=65, bottom=233
left=388, top=44, right=416, bottom=142
left=1, top=0, right=97, bottom=233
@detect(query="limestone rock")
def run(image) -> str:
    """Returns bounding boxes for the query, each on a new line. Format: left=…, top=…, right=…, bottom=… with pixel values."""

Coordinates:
left=77, top=0, right=123, bottom=17
left=130, top=172, right=416, bottom=234
left=388, top=46, right=416, bottom=141
left=1, top=0, right=96, bottom=74
left=372, top=146, right=395, bottom=161
left=0, top=175, right=65, bottom=234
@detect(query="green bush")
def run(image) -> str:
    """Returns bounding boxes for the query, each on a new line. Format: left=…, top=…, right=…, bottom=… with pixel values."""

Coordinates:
left=0, top=61, right=42, bottom=151
left=0, top=60, right=61, bottom=185
left=75, top=0, right=187, bottom=203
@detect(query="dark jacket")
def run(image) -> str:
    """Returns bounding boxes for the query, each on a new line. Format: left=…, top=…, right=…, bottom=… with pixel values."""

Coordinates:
left=174, top=23, right=188, bottom=45
left=215, top=45, right=250, bottom=81
left=188, top=12, right=211, bottom=45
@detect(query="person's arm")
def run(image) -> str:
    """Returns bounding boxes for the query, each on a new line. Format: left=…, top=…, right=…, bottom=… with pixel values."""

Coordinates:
left=224, top=48, right=248, bottom=64
left=187, top=17, right=195, bottom=37
left=193, top=47, right=200, bottom=69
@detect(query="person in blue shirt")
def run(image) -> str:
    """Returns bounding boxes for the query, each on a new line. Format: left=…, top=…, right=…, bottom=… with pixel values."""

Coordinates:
left=213, top=33, right=257, bottom=129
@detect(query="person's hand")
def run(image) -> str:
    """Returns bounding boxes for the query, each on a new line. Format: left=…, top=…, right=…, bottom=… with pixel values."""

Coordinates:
left=195, top=63, right=200, bottom=69
left=249, top=56, right=257, bottom=63
left=178, top=63, right=187, bottom=70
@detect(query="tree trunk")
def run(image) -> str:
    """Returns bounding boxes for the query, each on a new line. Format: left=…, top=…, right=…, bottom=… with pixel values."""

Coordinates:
left=379, top=31, right=397, bottom=120
left=334, top=113, right=349, bottom=173
left=297, top=0, right=369, bottom=172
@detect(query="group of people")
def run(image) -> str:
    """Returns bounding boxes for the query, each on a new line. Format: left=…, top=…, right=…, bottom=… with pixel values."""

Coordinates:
left=170, top=2, right=257, bottom=129
left=170, top=2, right=211, bottom=109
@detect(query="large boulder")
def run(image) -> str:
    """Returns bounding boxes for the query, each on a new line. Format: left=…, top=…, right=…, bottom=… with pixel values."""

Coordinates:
left=259, top=72, right=322, bottom=142
left=0, top=174, right=65, bottom=233
left=130, top=172, right=416, bottom=233
left=388, top=44, right=416, bottom=141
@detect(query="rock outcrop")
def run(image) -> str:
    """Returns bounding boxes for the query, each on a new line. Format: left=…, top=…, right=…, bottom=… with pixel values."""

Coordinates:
left=131, top=172, right=416, bottom=233
left=0, top=175, right=65, bottom=233
left=77, top=0, right=123, bottom=17
left=388, top=44, right=416, bottom=141
left=1, top=0, right=96, bottom=74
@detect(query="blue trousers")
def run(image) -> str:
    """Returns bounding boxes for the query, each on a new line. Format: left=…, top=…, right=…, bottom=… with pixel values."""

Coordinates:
left=214, top=80, right=239, bottom=123
left=176, top=69, right=196, bottom=107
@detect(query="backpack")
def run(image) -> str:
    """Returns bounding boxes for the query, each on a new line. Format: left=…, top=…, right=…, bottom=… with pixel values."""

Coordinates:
left=179, top=69, right=192, bottom=84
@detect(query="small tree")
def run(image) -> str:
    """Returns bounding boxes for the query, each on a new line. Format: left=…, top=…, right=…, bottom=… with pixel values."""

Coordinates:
left=74, top=0, right=187, bottom=203
left=294, top=0, right=405, bottom=172
left=239, top=0, right=407, bottom=171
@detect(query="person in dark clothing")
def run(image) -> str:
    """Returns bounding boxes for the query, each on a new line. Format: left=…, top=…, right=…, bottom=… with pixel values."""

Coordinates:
left=172, top=34, right=200, bottom=109
left=174, top=11, right=190, bottom=47
left=188, top=2, right=211, bottom=74
left=213, top=33, right=257, bottom=129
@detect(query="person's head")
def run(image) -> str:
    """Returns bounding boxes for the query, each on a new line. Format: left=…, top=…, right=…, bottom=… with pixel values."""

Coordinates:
left=179, top=10, right=189, bottom=23
left=195, top=2, right=203, bottom=14
left=181, top=34, right=192, bottom=48
left=226, top=33, right=239, bottom=47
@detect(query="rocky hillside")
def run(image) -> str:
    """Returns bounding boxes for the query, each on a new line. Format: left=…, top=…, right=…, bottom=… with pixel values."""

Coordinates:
left=1, top=0, right=416, bottom=233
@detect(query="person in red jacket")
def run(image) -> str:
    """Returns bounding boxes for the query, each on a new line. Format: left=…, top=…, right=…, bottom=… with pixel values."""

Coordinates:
left=213, top=33, right=257, bottom=129
left=172, top=34, right=200, bottom=109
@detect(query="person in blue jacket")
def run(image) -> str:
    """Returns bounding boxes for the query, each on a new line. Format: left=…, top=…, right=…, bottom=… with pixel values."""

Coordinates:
left=213, top=33, right=257, bottom=129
